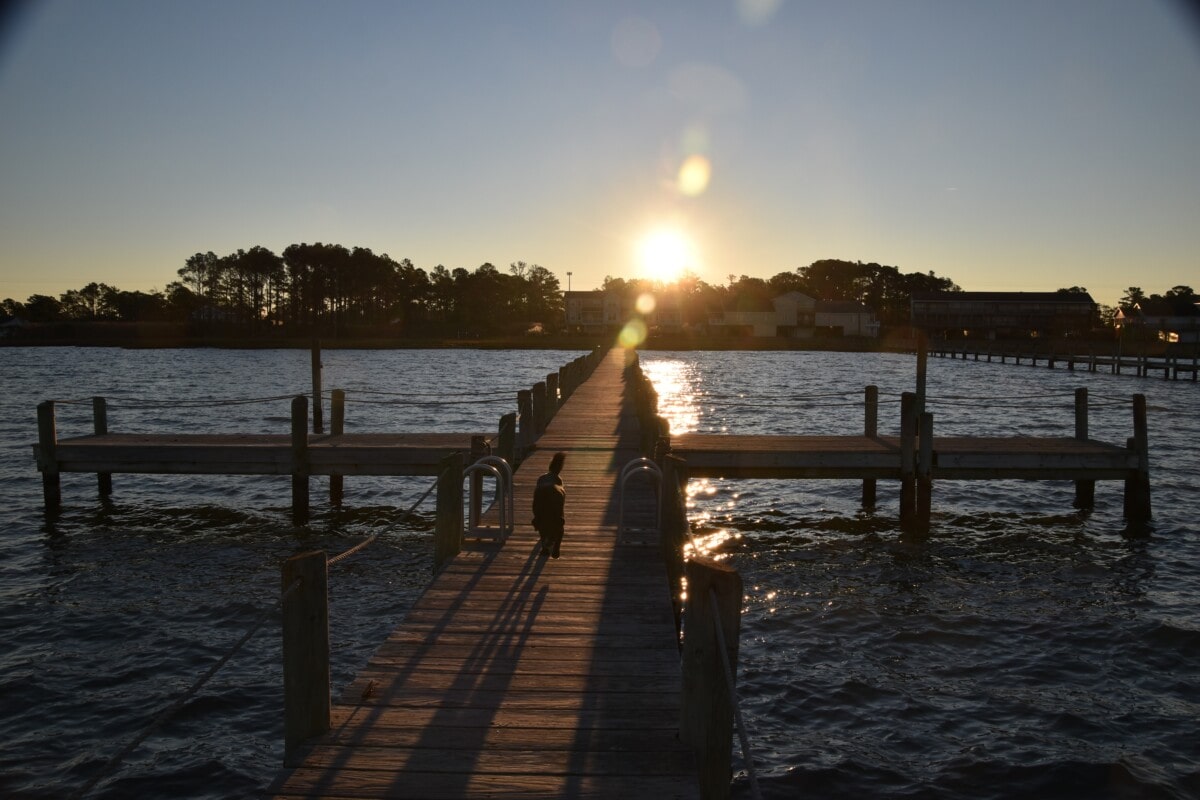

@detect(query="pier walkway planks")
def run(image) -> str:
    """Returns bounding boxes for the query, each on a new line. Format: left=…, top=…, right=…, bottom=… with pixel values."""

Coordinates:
left=270, top=349, right=699, bottom=800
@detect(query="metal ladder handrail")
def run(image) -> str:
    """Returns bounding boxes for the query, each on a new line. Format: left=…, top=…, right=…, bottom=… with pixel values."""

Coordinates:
left=473, top=455, right=514, bottom=534
left=618, top=457, right=663, bottom=535
left=464, top=458, right=510, bottom=539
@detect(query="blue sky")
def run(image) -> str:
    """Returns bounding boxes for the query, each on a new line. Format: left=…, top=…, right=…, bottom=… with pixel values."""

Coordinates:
left=1, top=0, right=1198, bottom=307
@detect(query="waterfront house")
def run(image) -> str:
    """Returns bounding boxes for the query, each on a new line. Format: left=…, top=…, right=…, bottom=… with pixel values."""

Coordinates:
left=1116, top=297, right=1200, bottom=344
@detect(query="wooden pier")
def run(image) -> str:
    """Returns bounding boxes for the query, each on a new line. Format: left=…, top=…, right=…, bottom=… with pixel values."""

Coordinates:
left=269, top=349, right=703, bottom=799
left=33, top=345, right=1156, bottom=798
left=930, top=340, right=1199, bottom=381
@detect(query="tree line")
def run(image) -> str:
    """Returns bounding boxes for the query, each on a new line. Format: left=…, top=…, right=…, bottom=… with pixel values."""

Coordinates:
left=4, top=244, right=1190, bottom=336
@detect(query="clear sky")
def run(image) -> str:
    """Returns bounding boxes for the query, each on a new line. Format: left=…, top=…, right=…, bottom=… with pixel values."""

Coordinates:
left=1, top=0, right=1198, bottom=308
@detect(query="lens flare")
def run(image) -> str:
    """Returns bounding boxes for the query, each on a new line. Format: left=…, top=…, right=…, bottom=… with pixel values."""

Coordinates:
left=677, top=154, right=711, bottom=196
left=618, top=319, right=647, bottom=348
left=635, top=292, right=656, bottom=314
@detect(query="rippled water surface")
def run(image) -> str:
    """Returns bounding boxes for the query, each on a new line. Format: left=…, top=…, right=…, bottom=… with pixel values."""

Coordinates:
left=640, top=350, right=1200, bottom=800
left=1, top=347, right=1197, bottom=799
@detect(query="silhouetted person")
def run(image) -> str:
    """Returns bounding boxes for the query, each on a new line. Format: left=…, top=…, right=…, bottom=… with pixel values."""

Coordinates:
left=532, top=451, right=566, bottom=558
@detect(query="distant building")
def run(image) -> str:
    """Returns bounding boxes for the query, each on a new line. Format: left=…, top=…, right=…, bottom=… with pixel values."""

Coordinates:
left=564, top=290, right=622, bottom=333
left=911, top=291, right=1095, bottom=338
left=815, top=300, right=880, bottom=337
left=709, top=292, right=879, bottom=338
left=564, top=289, right=682, bottom=334
left=1116, top=297, right=1200, bottom=344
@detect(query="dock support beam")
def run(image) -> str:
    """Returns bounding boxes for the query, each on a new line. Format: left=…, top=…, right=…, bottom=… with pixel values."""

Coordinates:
left=1074, top=388, right=1094, bottom=509
left=37, top=400, right=60, bottom=510
left=329, top=390, right=344, bottom=506
left=92, top=396, right=112, bottom=496
left=862, top=385, right=877, bottom=508
left=681, top=556, right=743, bottom=800
left=282, top=550, right=330, bottom=762
left=291, top=396, right=310, bottom=524
left=433, top=452, right=464, bottom=573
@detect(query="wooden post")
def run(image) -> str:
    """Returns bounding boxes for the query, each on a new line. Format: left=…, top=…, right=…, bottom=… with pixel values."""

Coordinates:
left=37, top=401, right=61, bottom=510
left=497, top=412, right=516, bottom=466
left=1124, top=395, right=1152, bottom=522
left=532, top=381, right=548, bottom=436
left=917, top=411, right=933, bottom=533
left=291, top=396, right=309, bottom=524
left=282, top=550, right=330, bottom=761
left=329, top=390, right=344, bottom=506
left=660, top=454, right=689, bottom=635
left=433, top=452, right=464, bottom=573
left=899, top=392, right=916, bottom=527
left=862, top=385, right=878, bottom=508
left=1073, top=388, right=1094, bottom=509
left=468, top=436, right=487, bottom=527
left=92, top=396, right=112, bottom=496
left=311, top=339, right=324, bottom=435
left=546, top=373, right=559, bottom=419
left=681, top=557, right=743, bottom=800
left=558, top=365, right=571, bottom=401
left=517, top=390, right=534, bottom=454
left=915, top=334, right=927, bottom=417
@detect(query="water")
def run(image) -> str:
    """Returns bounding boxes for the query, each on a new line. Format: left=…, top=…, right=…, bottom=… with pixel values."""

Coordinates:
left=1, top=347, right=1197, bottom=798
left=639, top=351, right=1200, bottom=800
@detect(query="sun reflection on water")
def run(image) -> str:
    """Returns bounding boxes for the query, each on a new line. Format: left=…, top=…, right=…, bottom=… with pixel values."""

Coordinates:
left=638, top=358, right=701, bottom=434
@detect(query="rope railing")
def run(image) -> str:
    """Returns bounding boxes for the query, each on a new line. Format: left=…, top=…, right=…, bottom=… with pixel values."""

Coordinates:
left=327, top=476, right=439, bottom=566
left=69, top=475, right=441, bottom=799
left=675, top=520, right=762, bottom=800
left=709, top=587, right=763, bottom=800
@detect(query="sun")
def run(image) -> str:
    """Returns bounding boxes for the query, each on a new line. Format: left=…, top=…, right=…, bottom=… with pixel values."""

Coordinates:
left=637, top=228, right=693, bottom=283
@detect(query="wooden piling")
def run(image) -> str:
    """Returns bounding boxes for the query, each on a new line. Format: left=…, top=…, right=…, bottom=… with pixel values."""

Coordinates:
left=546, top=373, right=559, bottom=418
left=282, top=550, right=330, bottom=762
left=517, top=390, right=534, bottom=454
left=899, top=392, right=916, bottom=525
left=917, top=411, right=933, bottom=533
left=1124, top=395, right=1152, bottom=522
left=862, top=385, right=878, bottom=508
left=681, top=556, right=743, bottom=800
left=468, top=436, right=487, bottom=526
left=915, top=335, right=928, bottom=416
left=92, top=396, right=112, bottom=496
left=532, top=381, right=548, bottom=436
left=433, top=452, right=464, bottom=573
left=1074, top=388, right=1094, bottom=509
left=660, top=454, right=689, bottom=632
left=497, top=412, right=516, bottom=465
left=291, top=396, right=310, bottom=524
left=37, top=400, right=60, bottom=510
left=329, top=390, right=344, bottom=506
left=311, top=340, right=323, bottom=435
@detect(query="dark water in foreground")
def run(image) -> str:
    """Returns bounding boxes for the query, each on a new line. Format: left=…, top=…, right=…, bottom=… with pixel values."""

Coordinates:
left=1, top=347, right=1197, bottom=799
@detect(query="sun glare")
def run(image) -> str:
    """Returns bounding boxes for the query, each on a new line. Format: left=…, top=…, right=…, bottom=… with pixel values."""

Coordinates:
left=637, top=228, right=693, bottom=283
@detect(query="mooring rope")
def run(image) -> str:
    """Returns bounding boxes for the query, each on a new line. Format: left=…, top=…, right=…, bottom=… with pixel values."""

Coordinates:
left=69, top=578, right=303, bottom=800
